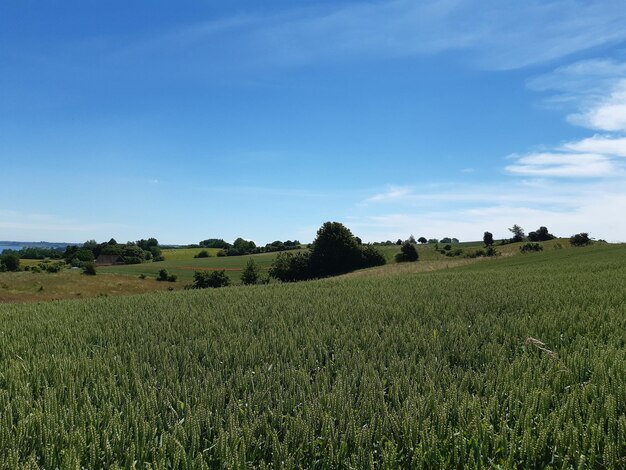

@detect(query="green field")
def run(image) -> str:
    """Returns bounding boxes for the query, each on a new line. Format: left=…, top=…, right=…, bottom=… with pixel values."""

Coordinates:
left=0, top=243, right=624, bottom=467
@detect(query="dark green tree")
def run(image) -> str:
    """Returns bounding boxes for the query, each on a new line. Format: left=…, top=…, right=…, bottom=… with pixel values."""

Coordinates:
left=0, top=253, right=20, bottom=271
left=241, top=259, right=260, bottom=285
left=309, top=222, right=361, bottom=277
left=418, top=237, right=427, bottom=244
left=483, top=231, right=494, bottom=246
left=395, top=241, right=419, bottom=262
left=508, top=225, right=525, bottom=243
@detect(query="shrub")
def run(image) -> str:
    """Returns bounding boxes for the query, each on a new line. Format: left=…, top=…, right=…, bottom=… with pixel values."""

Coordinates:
left=0, top=253, right=20, bottom=272
left=570, top=233, right=592, bottom=247
left=241, top=259, right=260, bottom=285
left=395, top=241, right=418, bottom=262
left=216, top=250, right=227, bottom=257
left=445, top=248, right=463, bottom=257
left=443, top=244, right=452, bottom=251
left=167, top=274, right=177, bottom=282
left=520, top=243, right=543, bottom=253
left=269, top=252, right=312, bottom=282
left=194, top=250, right=210, bottom=259
left=359, top=245, right=386, bottom=268
left=528, top=226, right=556, bottom=242
left=82, top=262, right=97, bottom=275
left=157, top=269, right=169, bottom=281
left=485, top=246, right=498, bottom=257
left=191, top=270, right=231, bottom=288
left=139, top=274, right=146, bottom=279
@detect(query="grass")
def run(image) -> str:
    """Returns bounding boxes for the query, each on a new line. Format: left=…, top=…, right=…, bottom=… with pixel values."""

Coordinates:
left=0, top=243, right=624, bottom=467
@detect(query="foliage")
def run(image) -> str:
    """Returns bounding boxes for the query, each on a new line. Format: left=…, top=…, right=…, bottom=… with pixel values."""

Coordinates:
left=483, top=231, right=494, bottom=246
left=359, top=245, right=386, bottom=268
left=509, top=224, right=525, bottom=243
left=440, top=237, right=452, bottom=244
left=0, top=253, right=20, bottom=272
left=16, top=247, right=64, bottom=260
left=485, top=246, right=498, bottom=257
left=157, top=269, right=169, bottom=282
left=528, top=226, right=556, bottom=242
left=191, top=270, right=231, bottom=288
left=418, top=237, right=427, bottom=244
left=395, top=241, right=419, bottom=262
left=167, top=274, right=177, bottom=282
left=269, top=252, right=312, bottom=282
left=309, top=222, right=362, bottom=277
left=570, top=232, right=592, bottom=246
left=82, top=262, right=97, bottom=275
left=0, top=246, right=625, bottom=467
left=241, top=259, right=260, bottom=285
left=199, top=238, right=231, bottom=249
left=520, top=242, right=544, bottom=253
left=194, top=250, right=210, bottom=259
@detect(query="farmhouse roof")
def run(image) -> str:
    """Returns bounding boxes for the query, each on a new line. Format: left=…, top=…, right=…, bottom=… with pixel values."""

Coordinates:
left=95, top=254, right=125, bottom=266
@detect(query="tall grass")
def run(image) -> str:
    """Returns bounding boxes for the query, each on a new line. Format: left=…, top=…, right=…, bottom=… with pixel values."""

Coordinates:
left=0, top=245, right=624, bottom=467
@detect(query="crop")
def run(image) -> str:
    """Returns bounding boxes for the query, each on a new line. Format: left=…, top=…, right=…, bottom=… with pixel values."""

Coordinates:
left=0, top=244, right=624, bottom=467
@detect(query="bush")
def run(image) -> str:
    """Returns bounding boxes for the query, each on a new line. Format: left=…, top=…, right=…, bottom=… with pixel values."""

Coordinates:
left=309, top=222, right=362, bottom=277
left=269, top=252, right=312, bottom=282
left=520, top=243, right=543, bottom=253
left=528, top=226, right=556, bottom=242
left=157, top=269, right=169, bottom=281
left=167, top=274, right=177, bottom=282
left=0, top=253, right=20, bottom=272
left=82, top=262, right=97, bottom=275
left=395, top=241, right=418, bottom=262
left=443, top=244, right=452, bottom=251
left=241, top=259, right=260, bottom=285
left=445, top=248, right=463, bottom=257
left=359, top=245, right=386, bottom=268
left=570, top=233, right=592, bottom=247
left=191, top=270, right=231, bottom=288
left=485, top=246, right=498, bottom=257
left=139, top=274, right=146, bottom=279
left=216, top=250, right=227, bottom=257
left=194, top=250, right=210, bottom=258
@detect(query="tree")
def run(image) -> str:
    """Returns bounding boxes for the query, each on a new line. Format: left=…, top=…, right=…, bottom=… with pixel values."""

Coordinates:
left=0, top=253, right=20, bottom=272
left=241, top=259, right=260, bottom=285
left=269, top=252, right=312, bottom=282
left=194, top=250, right=210, bottom=258
left=191, top=270, right=231, bottom=288
left=82, top=262, right=96, bottom=275
left=528, top=226, right=555, bottom=242
left=483, top=231, right=494, bottom=247
left=310, top=222, right=362, bottom=277
left=359, top=245, right=386, bottom=268
left=508, top=224, right=525, bottom=243
left=395, top=241, right=419, bottom=262
left=418, top=237, right=427, bottom=244
left=570, top=233, right=591, bottom=246
left=408, top=235, right=416, bottom=244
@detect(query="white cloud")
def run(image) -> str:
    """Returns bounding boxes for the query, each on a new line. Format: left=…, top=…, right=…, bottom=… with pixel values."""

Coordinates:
left=505, top=152, right=618, bottom=177
left=561, top=135, right=626, bottom=157
left=568, top=80, right=626, bottom=132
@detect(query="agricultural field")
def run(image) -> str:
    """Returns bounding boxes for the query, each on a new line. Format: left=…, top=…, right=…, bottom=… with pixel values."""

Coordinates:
left=0, top=243, right=624, bottom=467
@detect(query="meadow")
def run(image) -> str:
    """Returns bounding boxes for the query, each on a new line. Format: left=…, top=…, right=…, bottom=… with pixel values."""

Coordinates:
left=0, top=243, right=624, bottom=467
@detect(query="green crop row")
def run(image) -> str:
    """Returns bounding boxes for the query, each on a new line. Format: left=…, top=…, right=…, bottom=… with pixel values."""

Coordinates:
left=0, top=244, right=624, bottom=468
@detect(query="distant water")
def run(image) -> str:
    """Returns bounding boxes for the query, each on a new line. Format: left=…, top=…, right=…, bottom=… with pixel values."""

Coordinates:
left=0, top=245, right=22, bottom=254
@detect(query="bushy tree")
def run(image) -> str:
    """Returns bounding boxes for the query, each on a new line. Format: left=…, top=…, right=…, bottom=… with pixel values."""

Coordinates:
left=483, top=231, right=494, bottom=247
left=395, top=241, right=418, bottom=262
left=520, top=243, right=543, bottom=253
left=528, top=226, right=555, bottom=242
left=508, top=224, right=525, bottom=243
left=570, top=233, right=591, bottom=246
left=359, top=245, right=386, bottom=268
left=82, top=262, right=96, bottom=275
left=269, top=252, right=312, bottom=282
left=309, top=222, right=362, bottom=277
left=0, top=253, right=20, bottom=272
left=194, top=250, right=210, bottom=258
left=418, top=237, right=427, bottom=244
left=192, top=270, right=231, bottom=288
left=241, top=259, right=260, bottom=285
left=157, top=269, right=169, bottom=281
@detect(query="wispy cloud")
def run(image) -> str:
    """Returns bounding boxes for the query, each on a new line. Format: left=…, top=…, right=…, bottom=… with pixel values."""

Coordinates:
left=103, top=1, right=626, bottom=72
left=505, top=152, right=620, bottom=178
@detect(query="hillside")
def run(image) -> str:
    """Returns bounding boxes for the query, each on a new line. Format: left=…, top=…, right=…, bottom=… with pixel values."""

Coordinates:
left=0, top=243, right=624, bottom=467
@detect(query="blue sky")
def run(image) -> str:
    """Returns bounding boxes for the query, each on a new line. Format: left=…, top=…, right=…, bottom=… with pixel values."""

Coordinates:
left=2, top=0, right=626, bottom=244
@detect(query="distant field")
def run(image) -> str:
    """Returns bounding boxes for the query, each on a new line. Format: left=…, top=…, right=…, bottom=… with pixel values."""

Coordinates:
left=160, top=247, right=222, bottom=260
left=1, top=240, right=575, bottom=302
left=0, top=243, right=624, bottom=467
